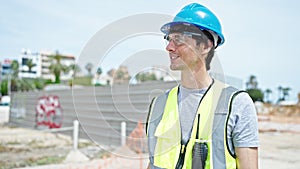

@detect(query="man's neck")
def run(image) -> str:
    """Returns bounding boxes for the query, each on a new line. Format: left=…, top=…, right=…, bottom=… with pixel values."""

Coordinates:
left=180, top=69, right=212, bottom=89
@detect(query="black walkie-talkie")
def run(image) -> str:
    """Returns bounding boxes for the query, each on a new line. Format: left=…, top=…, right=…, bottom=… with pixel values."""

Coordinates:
left=192, top=114, right=208, bottom=169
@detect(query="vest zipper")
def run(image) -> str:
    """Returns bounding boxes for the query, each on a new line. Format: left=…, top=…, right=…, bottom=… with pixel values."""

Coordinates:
left=181, top=144, right=186, bottom=154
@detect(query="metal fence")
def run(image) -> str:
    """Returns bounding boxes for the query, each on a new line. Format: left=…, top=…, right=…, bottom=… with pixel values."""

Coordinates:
left=9, top=81, right=177, bottom=146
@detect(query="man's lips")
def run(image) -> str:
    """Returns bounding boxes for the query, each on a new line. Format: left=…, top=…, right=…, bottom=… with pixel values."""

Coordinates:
left=170, top=55, right=180, bottom=61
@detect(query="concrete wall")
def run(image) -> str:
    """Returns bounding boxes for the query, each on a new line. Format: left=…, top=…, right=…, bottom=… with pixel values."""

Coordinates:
left=9, top=81, right=177, bottom=146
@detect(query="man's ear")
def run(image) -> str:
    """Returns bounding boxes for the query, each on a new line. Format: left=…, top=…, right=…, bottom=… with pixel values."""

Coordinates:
left=201, top=40, right=213, bottom=55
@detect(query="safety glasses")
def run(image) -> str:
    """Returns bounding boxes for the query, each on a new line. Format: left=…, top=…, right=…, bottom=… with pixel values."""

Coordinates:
left=164, top=32, right=202, bottom=47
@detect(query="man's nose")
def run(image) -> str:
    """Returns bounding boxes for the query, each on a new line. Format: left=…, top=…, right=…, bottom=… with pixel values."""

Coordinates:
left=166, top=40, right=176, bottom=52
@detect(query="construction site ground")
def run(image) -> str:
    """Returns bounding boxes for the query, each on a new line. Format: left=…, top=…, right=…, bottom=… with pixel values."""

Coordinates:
left=0, top=113, right=300, bottom=169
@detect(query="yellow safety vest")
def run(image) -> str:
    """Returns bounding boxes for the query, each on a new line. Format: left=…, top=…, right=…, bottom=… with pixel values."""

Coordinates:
left=146, top=80, right=240, bottom=169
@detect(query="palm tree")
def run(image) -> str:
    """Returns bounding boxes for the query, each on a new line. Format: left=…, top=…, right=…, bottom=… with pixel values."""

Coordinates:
left=10, top=60, right=20, bottom=92
left=11, top=60, right=19, bottom=78
left=69, top=64, right=81, bottom=78
left=277, top=86, right=284, bottom=102
left=25, top=59, right=36, bottom=73
left=85, top=63, right=93, bottom=76
left=246, top=75, right=258, bottom=89
left=282, top=87, right=291, bottom=101
left=245, top=75, right=264, bottom=102
left=49, top=51, right=67, bottom=83
left=264, top=89, right=272, bottom=103
left=96, top=67, right=102, bottom=76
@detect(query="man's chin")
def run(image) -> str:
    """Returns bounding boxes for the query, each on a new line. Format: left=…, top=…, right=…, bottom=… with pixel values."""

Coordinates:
left=170, top=65, right=183, bottom=71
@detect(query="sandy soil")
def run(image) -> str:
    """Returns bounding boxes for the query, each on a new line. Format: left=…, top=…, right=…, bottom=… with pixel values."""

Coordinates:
left=259, top=114, right=300, bottom=124
left=258, top=114, right=300, bottom=168
left=259, top=132, right=300, bottom=169
left=0, top=126, right=72, bottom=168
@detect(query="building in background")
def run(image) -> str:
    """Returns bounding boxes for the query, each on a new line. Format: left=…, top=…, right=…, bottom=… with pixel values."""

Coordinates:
left=19, top=50, right=41, bottom=78
left=18, top=49, right=75, bottom=81
left=1, top=59, right=13, bottom=78
left=0, top=59, right=13, bottom=96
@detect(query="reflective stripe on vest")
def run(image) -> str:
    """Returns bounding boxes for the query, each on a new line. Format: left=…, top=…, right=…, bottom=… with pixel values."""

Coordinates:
left=147, top=80, right=239, bottom=169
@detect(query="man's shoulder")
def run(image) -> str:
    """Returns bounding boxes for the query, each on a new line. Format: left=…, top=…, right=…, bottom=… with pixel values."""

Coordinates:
left=152, top=89, right=171, bottom=105
left=218, top=81, right=246, bottom=98
left=221, top=84, right=252, bottom=106
left=231, top=91, right=253, bottom=106
left=153, top=86, right=177, bottom=102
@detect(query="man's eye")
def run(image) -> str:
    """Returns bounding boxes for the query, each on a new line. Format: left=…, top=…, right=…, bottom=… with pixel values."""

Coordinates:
left=174, top=36, right=183, bottom=42
left=174, top=35, right=180, bottom=39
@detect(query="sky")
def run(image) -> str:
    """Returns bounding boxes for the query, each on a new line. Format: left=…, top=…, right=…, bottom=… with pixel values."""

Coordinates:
left=0, top=0, right=299, bottom=102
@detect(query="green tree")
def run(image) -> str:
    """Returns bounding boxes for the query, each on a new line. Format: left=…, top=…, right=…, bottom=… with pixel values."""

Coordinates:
left=34, top=78, right=45, bottom=90
left=25, top=59, right=36, bottom=73
left=264, top=88, right=272, bottom=103
left=7, top=60, right=20, bottom=92
left=136, top=72, right=157, bottom=82
left=247, top=88, right=264, bottom=102
left=282, top=87, right=291, bottom=101
left=1, top=80, right=8, bottom=95
left=96, top=67, right=102, bottom=76
left=85, top=63, right=93, bottom=76
left=246, top=75, right=264, bottom=102
left=277, top=86, right=284, bottom=102
left=246, top=75, right=258, bottom=89
left=11, top=60, right=19, bottom=78
left=69, top=64, right=81, bottom=78
left=149, top=73, right=157, bottom=81
left=49, top=51, right=68, bottom=83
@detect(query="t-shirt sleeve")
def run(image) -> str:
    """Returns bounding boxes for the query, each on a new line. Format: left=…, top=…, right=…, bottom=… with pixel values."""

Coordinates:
left=230, top=92, right=259, bottom=148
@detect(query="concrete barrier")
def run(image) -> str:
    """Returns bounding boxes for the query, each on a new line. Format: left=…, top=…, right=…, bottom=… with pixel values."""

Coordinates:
left=0, top=105, right=10, bottom=123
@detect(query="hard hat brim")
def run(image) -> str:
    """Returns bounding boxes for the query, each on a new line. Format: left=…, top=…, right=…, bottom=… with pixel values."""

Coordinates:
left=160, top=21, right=200, bottom=34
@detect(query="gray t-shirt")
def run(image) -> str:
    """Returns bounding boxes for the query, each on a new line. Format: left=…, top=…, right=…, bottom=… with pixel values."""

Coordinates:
left=178, top=85, right=206, bottom=144
left=178, top=85, right=259, bottom=149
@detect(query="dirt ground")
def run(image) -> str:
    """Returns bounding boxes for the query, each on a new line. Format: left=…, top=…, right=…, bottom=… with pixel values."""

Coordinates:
left=0, top=124, right=147, bottom=169
left=258, top=114, right=300, bottom=169
left=0, top=114, right=300, bottom=169
left=0, top=125, right=111, bottom=169
left=0, top=126, right=71, bottom=168
left=259, top=132, right=300, bottom=169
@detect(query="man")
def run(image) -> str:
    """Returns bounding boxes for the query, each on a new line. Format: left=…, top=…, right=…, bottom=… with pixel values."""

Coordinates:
left=146, top=3, right=259, bottom=169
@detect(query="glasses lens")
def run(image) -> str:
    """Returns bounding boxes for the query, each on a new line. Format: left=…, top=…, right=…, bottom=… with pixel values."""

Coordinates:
left=164, top=34, right=186, bottom=46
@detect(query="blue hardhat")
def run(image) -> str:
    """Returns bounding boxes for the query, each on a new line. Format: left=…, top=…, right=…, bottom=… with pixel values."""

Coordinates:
left=161, top=3, right=225, bottom=47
